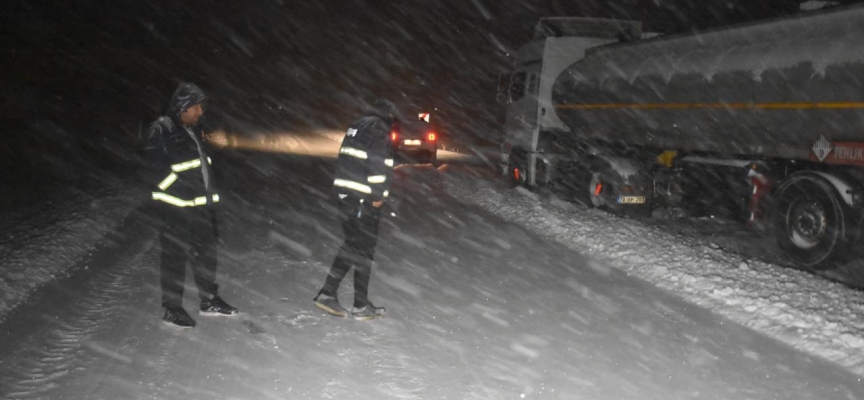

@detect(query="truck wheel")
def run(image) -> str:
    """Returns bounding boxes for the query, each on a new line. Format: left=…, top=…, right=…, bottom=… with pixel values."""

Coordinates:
left=430, top=153, right=440, bottom=168
left=773, top=174, right=848, bottom=269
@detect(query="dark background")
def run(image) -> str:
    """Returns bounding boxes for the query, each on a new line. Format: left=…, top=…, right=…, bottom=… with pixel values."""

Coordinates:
left=0, top=0, right=854, bottom=177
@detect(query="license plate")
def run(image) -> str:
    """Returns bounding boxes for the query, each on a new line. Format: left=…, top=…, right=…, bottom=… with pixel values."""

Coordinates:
left=617, top=196, right=646, bottom=204
left=403, top=140, right=421, bottom=146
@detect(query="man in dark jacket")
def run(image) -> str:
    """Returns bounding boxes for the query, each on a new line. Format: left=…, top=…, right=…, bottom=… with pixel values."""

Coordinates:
left=144, top=82, right=238, bottom=328
left=314, top=98, right=397, bottom=321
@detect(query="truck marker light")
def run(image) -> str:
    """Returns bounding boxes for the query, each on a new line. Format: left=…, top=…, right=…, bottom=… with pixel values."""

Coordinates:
left=427, top=132, right=437, bottom=141
left=391, top=131, right=398, bottom=141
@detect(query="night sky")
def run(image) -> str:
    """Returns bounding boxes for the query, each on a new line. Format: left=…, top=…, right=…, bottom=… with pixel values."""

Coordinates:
left=0, top=0, right=850, bottom=169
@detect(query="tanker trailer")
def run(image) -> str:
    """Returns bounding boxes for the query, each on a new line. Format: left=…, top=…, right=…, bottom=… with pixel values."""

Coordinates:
left=501, top=6, right=864, bottom=269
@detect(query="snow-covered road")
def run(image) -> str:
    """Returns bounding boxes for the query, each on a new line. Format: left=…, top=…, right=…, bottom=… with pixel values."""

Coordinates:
left=448, top=169, right=864, bottom=377
left=1, top=140, right=863, bottom=398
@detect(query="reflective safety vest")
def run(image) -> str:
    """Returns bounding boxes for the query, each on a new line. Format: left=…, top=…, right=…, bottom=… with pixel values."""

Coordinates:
left=334, top=146, right=393, bottom=198
left=151, top=157, right=220, bottom=207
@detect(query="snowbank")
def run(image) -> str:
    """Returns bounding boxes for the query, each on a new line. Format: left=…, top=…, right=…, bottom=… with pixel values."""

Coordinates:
left=0, top=177, right=138, bottom=321
left=445, top=171, right=864, bottom=376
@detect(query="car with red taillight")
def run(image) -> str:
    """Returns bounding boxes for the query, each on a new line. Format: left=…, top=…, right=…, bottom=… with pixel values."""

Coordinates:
left=391, top=117, right=438, bottom=166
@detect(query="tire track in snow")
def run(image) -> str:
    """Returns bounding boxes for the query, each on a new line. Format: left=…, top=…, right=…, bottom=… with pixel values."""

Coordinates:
left=1, top=266, right=136, bottom=398
left=0, top=180, right=132, bottom=321
left=0, top=219, right=153, bottom=399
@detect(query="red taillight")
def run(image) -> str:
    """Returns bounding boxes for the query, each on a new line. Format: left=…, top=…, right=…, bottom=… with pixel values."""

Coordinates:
left=391, top=131, right=398, bottom=141
left=514, top=168, right=520, bottom=181
left=594, top=182, right=603, bottom=196
left=427, top=132, right=436, bottom=141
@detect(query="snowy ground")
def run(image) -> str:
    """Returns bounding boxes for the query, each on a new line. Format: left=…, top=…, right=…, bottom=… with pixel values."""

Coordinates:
left=2, top=132, right=864, bottom=399
left=0, top=125, right=141, bottom=322
left=0, top=185, right=134, bottom=320
left=446, top=170, right=864, bottom=376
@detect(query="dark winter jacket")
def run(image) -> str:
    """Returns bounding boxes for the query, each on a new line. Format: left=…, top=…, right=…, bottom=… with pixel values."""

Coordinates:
left=333, top=101, right=396, bottom=202
left=143, top=83, right=219, bottom=209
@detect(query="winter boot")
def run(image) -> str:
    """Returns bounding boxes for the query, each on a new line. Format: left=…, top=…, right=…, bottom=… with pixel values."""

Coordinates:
left=351, top=302, right=386, bottom=321
left=163, top=307, right=196, bottom=328
left=314, top=294, right=348, bottom=317
left=200, top=296, right=239, bottom=316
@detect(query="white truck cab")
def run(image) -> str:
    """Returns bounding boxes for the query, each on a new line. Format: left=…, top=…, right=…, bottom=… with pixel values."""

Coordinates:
left=499, top=18, right=641, bottom=186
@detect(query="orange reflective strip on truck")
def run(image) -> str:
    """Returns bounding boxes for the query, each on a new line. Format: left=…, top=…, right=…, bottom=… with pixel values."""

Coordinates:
left=557, top=102, right=864, bottom=110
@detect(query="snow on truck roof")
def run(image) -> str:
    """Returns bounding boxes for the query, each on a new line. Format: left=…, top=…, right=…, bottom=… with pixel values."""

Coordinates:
left=570, top=3, right=864, bottom=84
left=533, top=17, right=642, bottom=41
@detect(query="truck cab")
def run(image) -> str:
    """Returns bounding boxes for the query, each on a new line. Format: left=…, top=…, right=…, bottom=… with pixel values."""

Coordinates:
left=499, top=18, right=641, bottom=187
left=500, top=7, right=864, bottom=269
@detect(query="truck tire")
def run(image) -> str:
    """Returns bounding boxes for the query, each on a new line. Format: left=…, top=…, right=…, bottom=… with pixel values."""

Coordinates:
left=773, top=173, right=849, bottom=269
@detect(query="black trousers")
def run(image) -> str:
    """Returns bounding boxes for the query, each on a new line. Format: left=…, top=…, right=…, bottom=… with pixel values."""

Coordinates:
left=158, top=205, right=219, bottom=309
left=319, top=197, right=381, bottom=308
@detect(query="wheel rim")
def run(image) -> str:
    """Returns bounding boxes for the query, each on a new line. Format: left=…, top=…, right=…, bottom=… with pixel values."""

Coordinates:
left=788, top=197, right=827, bottom=249
left=773, top=175, right=847, bottom=268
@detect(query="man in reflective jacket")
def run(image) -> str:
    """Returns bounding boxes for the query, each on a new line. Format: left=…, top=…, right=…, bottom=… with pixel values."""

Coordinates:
left=144, top=82, right=238, bottom=328
left=314, top=98, right=397, bottom=321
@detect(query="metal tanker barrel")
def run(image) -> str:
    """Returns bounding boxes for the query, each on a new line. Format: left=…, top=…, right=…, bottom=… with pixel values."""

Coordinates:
left=552, top=5, right=864, bottom=162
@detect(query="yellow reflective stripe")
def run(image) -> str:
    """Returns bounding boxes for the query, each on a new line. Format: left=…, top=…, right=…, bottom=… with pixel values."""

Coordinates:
left=193, top=195, right=219, bottom=205
left=334, top=178, right=372, bottom=194
left=383, top=190, right=389, bottom=198
left=171, top=158, right=202, bottom=172
left=367, top=175, right=386, bottom=184
left=385, top=158, right=394, bottom=167
left=152, top=192, right=220, bottom=207
left=163, top=157, right=211, bottom=188
left=157, top=172, right=179, bottom=191
left=340, top=147, right=368, bottom=160
left=152, top=192, right=192, bottom=207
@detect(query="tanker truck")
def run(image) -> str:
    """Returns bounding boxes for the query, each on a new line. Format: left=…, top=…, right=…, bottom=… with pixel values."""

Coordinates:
left=499, top=5, right=864, bottom=269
